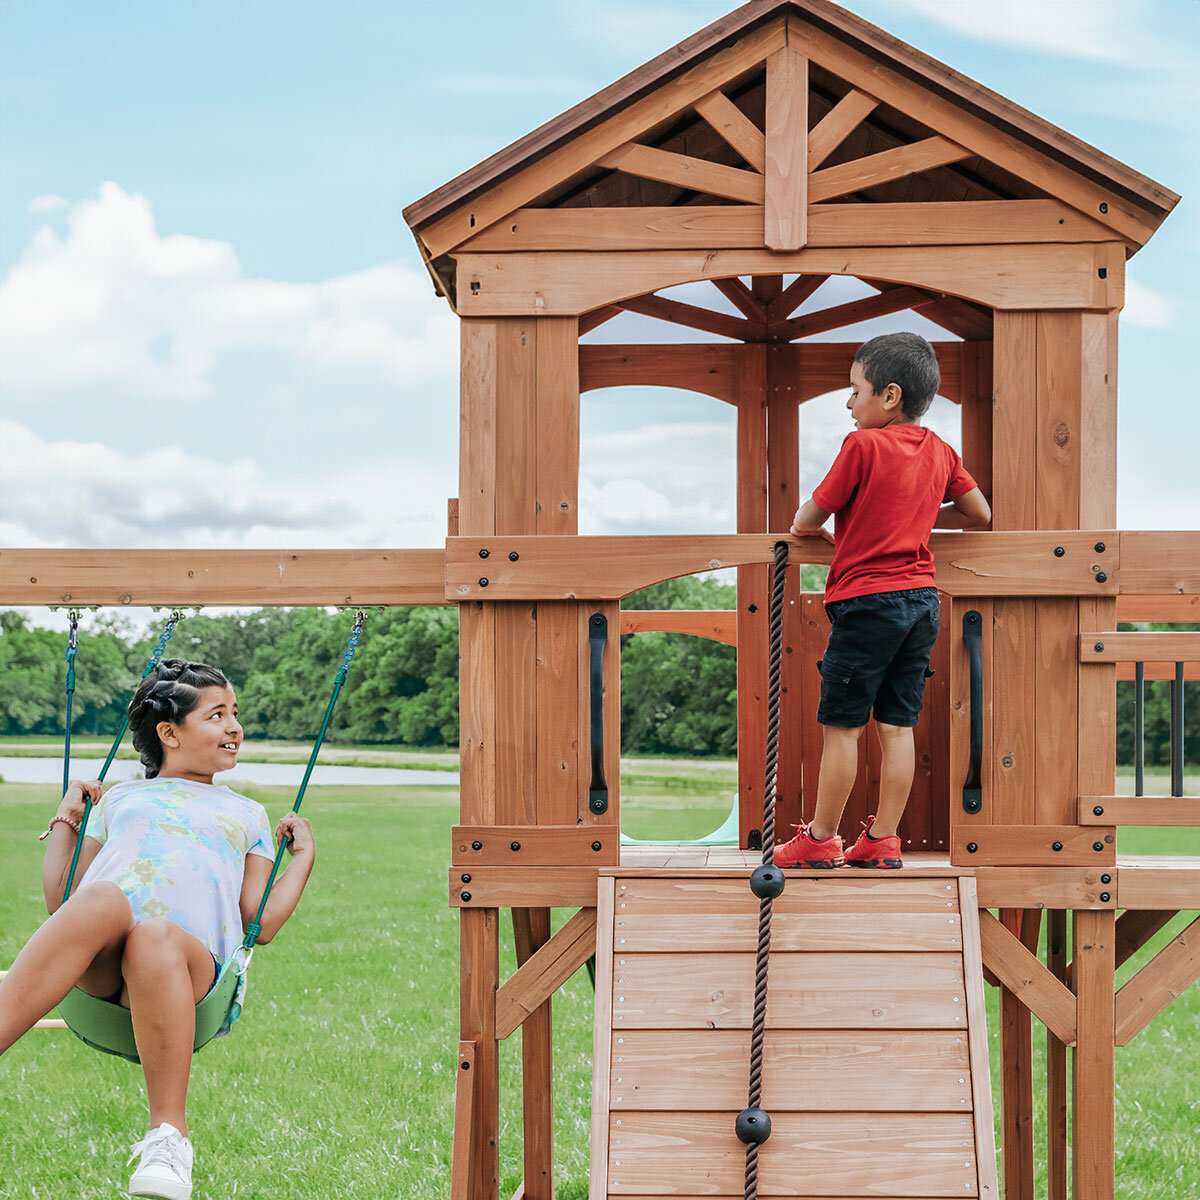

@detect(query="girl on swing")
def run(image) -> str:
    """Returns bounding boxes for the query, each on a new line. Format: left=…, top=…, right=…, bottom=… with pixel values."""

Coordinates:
left=0, top=659, right=315, bottom=1200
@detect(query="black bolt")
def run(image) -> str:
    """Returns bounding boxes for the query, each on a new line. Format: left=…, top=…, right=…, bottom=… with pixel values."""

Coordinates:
left=1093, top=841, right=1104, bottom=852
left=461, top=873, right=472, bottom=883
left=1093, top=805, right=1105, bottom=816
left=461, top=891, right=472, bottom=901
left=471, top=840, right=482, bottom=851
left=1094, top=541, right=1106, bottom=553
left=1098, top=267, right=1108, bottom=279
left=479, top=577, right=489, bottom=587
left=1101, top=874, right=1112, bottom=884
left=510, top=841, right=521, bottom=852
left=1096, top=571, right=1108, bottom=583
left=967, top=612, right=979, bottom=625
left=967, top=842, right=978, bottom=854
left=509, top=551, right=519, bottom=562
left=1094, top=643, right=1105, bottom=653
left=461, top=1061, right=471, bottom=1071
left=591, top=841, right=602, bottom=852
left=1100, top=892, right=1111, bottom=903
left=1099, top=202, right=1109, bottom=213
left=748, top=604, right=758, bottom=614
left=478, top=548, right=490, bottom=559
left=1054, top=546, right=1065, bottom=558
left=590, top=614, right=604, bottom=628
left=1052, top=841, right=1063, bottom=852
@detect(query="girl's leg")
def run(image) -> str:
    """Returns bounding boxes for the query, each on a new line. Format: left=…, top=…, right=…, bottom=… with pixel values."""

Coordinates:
left=0, top=881, right=133, bottom=1054
left=873, top=720, right=915, bottom=838
left=122, top=919, right=217, bottom=1137
left=809, top=724, right=865, bottom=840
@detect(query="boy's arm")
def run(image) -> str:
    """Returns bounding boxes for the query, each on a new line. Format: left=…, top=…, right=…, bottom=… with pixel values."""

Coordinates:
left=239, top=814, right=315, bottom=944
left=934, top=487, right=992, bottom=529
left=790, top=499, right=834, bottom=541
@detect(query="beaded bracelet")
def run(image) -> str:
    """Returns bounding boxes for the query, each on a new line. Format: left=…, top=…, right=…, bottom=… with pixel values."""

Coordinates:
left=38, top=815, right=81, bottom=842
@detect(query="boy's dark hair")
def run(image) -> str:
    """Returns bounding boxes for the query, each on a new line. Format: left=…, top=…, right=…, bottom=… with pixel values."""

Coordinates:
left=128, top=658, right=230, bottom=778
left=854, top=332, right=941, bottom=420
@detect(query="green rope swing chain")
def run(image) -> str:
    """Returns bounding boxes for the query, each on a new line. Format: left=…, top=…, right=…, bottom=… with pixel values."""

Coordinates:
left=51, top=608, right=368, bottom=1063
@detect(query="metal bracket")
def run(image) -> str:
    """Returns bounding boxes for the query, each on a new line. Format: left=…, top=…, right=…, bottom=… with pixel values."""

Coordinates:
left=588, top=613, right=608, bottom=814
left=963, top=610, right=983, bottom=814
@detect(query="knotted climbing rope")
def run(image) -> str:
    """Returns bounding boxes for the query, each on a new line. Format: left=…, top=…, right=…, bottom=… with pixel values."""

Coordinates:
left=737, top=540, right=789, bottom=1199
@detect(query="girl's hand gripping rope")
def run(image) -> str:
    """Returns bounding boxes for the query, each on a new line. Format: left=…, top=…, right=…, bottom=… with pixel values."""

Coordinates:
left=275, top=813, right=315, bottom=859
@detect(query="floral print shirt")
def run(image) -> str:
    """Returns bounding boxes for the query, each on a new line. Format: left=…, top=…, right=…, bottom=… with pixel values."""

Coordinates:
left=79, top=777, right=275, bottom=964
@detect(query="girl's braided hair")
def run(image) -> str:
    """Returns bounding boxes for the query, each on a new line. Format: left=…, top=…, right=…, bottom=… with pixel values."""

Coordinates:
left=128, top=659, right=230, bottom=778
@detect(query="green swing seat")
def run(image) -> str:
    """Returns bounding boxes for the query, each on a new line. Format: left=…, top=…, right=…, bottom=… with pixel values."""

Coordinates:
left=56, top=952, right=247, bottom=1064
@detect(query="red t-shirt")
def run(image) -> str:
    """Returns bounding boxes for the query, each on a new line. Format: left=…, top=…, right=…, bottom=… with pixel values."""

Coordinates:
left=812, top=425, right=977, bottom=605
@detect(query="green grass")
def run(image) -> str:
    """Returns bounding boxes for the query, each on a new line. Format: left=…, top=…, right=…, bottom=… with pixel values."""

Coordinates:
left=2, top=780, right=1198, bottom=1197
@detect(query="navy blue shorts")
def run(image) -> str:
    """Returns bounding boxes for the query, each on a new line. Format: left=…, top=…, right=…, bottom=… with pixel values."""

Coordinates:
left=817, top=587, right=940, bottom=728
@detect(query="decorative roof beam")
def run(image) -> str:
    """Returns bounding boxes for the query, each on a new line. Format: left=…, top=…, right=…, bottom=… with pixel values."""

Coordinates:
left=764, top=44, right=809, bottom=250
left=711, top=277, right=767, bottom=321
left=692, top=89, right=767, bottom=173
left=808, top=88, right=878, bottom=170
left=617, top=292, right=761, bottom=342
left=775, top=285, right=933, bottom=340
left=809, top=136, right=971, bottom=204
left=766, top=274, right=828, bottom=322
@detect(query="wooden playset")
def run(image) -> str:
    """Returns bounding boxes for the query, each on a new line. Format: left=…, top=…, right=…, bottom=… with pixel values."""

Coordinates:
left=4, top=1, right=1195, bottom=1197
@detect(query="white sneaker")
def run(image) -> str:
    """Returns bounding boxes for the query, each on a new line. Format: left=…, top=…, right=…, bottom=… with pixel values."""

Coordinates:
left=128, top=1123, right=194, bottom=1200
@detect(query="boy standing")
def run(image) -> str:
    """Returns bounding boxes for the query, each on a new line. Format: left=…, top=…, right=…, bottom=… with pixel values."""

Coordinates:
left=775, top=332, right=991, bottom=870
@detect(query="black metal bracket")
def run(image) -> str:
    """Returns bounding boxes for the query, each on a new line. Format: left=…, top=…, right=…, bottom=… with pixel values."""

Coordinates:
left=588, top=613, right=608, bottom=814
left=963, top=610, right=983, bottom=814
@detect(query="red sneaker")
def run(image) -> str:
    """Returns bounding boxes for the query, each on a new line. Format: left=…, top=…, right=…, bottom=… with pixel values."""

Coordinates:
left=844, top=816, right=903, bottom=869
left=773, top=823, right=845, bottom=869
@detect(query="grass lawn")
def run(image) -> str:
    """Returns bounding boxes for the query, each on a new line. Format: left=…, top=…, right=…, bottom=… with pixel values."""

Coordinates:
left=1, top=777, right=1198, bottom=1198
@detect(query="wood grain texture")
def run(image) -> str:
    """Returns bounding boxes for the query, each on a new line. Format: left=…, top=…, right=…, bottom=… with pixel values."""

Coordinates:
left=458, top=602, right=497, bottom=825
left=619, top=609, right=736, bottom=644
left=764, top=45, right=808, bottom=249
left=1072, top=910, right=1115, bottom=1200
left=536, top=602, right=582, bottom=825
left=991, top=312, right=1037, bottom=533
left=579, top=343, right=740, bottom=404
left=460, top=908, right=499, bottom=1200
left=1080, top=796, right=1200, bottom=826
left=693, top=89, right=767, bottom=173
left=511, top=908, right=554, bottom=1200
left=978, top=911, right=1077, bottom=1045
left=449, top=1041, right=477, bottom=1200
left=808, top=87, right=877, bottom=169
left=599, top=141, right=766, bottom=204
left=1045, top=909, right=1068, bottom=1200
left=497, top=908, right=597, bottom=1039
left=589, top=878, right=616, bottom=1200
left=453, top=825, right=617, bottom=867
left=808, top=136, right=969, bottom=203
left=953, top=826, right=1114, bottom=868
left=1113, top=913, right=1200, bottom=1045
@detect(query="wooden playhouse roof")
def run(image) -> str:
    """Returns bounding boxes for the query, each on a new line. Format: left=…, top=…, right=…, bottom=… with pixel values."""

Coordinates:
left=403, top=0, right=1177, bottom=298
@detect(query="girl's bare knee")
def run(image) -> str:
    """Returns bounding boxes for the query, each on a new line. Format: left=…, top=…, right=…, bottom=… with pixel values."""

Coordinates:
left=124, top=920, right=185, bottom=972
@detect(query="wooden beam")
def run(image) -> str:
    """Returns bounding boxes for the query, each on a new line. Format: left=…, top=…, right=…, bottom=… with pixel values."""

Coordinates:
left=579, top=343, right=740, bottom=404
left=1119, top=531, right=1200, bottom=595
left=1073, top=910, right=1115, bottom=1200
left=0, top=548, right=448, bottom=607
left=597, top=141, right=765, bottom=205
left=460, top=909, right=498, bottom=1200
left=1118, top=593, right=1200, bottom=622
left=616, top=292, right=758, bottom=342
left=764, top=44, right=808, bottom=250
left=578, top=305, right=622, bottom=336
left=446, top=531, right=1117, bottom=602
left=495, top=908, right=598, bottom=1040
left=458, top=199, right=1116, bottom=252
left=619, top=609, right=737, bottom=645
left=1117, top=863, right=1200, bottom=910
left=974, top=867, right=1115, bottom=910
left=978, top=910, right=1077, bottom=1045
left=1081, top=631, right=1200, bottom=662
left=766, top=274, right=827, bottom=322
left=448, top=1041, right=477, bottom=1200
left=450, top=867, right=600, bottom=910
left=954, top=825, right=1115, bottom=868
left=512, top=908, right=554, bottom=1200
left=1116, top=909, right=1177, bottom=970
left=808, top=88, right=878, bottom=169
left=453, top=825, right=617, bottom=867
left=1114, top=914, right=1200, bottom=1045
left=710, top=276, right=766, bottom=320
left=692, top=89, right=766, bottom=173
left=775, top=285, right=932, bottom=340
left=1080, top=797, right=1200, bottom=827
left=415, top=18, right=787, bottom=257
left=456, top=242, right=1123, bottom=317
left=808, top=136, right=970, bottom=203
left=1045, top=911, right=1069, bottom=1200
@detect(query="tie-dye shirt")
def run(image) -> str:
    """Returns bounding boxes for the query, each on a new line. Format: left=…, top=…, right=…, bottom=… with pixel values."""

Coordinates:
left=79, top=777, right=275, bottom=964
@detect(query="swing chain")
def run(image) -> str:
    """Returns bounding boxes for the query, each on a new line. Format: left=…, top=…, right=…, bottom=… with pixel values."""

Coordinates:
left=141, top=610, right=185, bottom=678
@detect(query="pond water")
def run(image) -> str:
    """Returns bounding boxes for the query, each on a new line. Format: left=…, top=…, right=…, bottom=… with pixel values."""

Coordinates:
left=0, top=757, right=458, bottom=789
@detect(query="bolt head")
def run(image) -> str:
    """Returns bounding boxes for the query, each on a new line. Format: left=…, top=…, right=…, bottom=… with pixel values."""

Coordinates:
left=1100, top=892, right=1111, bottom=903
left=509, top=551, right=519, bottom=562
left=1096, top=571, right=1108, bottom=583
left=1101, top=874, right=1111, bottom=884
left=591, top=841, right=602, bottom=852
left=510, top=841, right=521, bottom=852
left=478, top=548, right=490, bottom=559
left=1094, top=643, right=1105, bottom=653
left=461, top=873, right=471, bottom=883
left=1093, top=805, right=1105, bottom=816
left=1093, top=841, right=1104, bottom=852
left=471, top=840, right=482, bottom=851
left=461, top=891, right=472, bottom=902
left=1054, top=546, right=1065, bottom=557
left=966, top=842, right=978, bottom=854
left=1052, top=841, right=1063, bottom=852
left=478, top=577, right=489, bottom=587
left=1094, top=541, right=1106, bottom=553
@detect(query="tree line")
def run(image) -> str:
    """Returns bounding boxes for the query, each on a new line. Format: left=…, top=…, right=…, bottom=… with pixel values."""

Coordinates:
left=0, top=599, right=1192, bottom=764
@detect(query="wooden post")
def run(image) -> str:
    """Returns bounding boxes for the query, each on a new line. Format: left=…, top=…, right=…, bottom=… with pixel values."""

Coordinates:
left=1073, top=909, right=1115, bottom=1200
left=461, top=907, right=499, bottom=1200
left=1046, top=909, right=1069, bottom=1200
left=513, top=908, right=554, bottom=1200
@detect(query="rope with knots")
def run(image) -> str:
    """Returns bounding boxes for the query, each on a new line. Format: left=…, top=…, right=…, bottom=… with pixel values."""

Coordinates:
left=738, top=540, right=789, bottom=1199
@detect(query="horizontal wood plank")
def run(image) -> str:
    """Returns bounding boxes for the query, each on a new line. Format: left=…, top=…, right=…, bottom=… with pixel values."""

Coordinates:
left=449, top=867, right=600, bottom=909
left=972, top=867, right=1114, bottom=910
left=579, top=343, right=740, bottom=404
left=0, top=548, right=448, bottom=607
left=618, top=610, right=737, bottom=645
left=609, top=1029, right=973, bottom=1112
left=607, top=1112, right=979, bottom=1196
left=1080, top=796, right=1200, bottom=827
left=613, top=875, right=961, bottom=913
left=453, top=825, right=617, bottom=866
left=611, top=952, right=966, bottom=1029
left=1116, top=858, right=1200, bottom=909
left=1117, top=593, right=1200, bottom=622
left=953, top=826, right=1115, bottom=868
left=1118, top=531, right=1200, bottom=595
left=1080, top=631, right=1200, bottom=662
left=459, top=199, right=1116, bottom=252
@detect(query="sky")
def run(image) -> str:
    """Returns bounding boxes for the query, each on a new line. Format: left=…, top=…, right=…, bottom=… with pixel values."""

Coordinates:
left=1, top=0, right=1197, bottom=570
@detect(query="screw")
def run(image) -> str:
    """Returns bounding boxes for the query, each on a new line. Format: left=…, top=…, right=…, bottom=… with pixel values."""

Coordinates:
left=479, top=577, right=489, bottom=587
left=461, top=1061, right=471, bottom=1071
left=748, top=604, right=758, bottom=614
left=1094, top=541, right=1106, bottom=553
left=1096, top=571, right=1108, bottom=583
left=478, top=548, right=490, bottom=559
left=1094, top=643, right=1105, bottom=653
left=966, top=842, right=978, bottom=853
left=1054, top=546, right=1065, bottom=558
left=1093, top=842, right=1104, bottom=852
left=1099, top=202, right=1109, bottom=213
left=592, top=841, right=602, bottom=852
left=1101, top=874, right=1112, bottom=884
left=1093, top=805, right=1104, bottom=816
left=510, top=841, right=521, bottom=852
left=461, top=891, right=472, bottom=902
left=1100, top=892, right=1111, bottom=903
left=967, top=612, right=979, bottom=625
left=509, top=551, right=519, bottom=562
left=471, top=840, right=482, bottom=851
left=461, top=873, right=472, bottom=883
left=1052, top=841, right=1063, bottom=852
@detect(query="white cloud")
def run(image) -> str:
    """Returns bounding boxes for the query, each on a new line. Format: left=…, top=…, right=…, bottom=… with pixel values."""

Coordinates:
left=878, top=0, right=1174, bottom=66
left=0, top=183, right=457, bottom=396
left=28, top=194, right=69, bottom=215
left=1123, top=278, right=1173, bottom=329
left=0, top=419, right=452, bottom=550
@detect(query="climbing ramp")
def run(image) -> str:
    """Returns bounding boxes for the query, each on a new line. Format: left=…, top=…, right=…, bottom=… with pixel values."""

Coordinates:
left=590, top=870, right=997, bottom=1199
